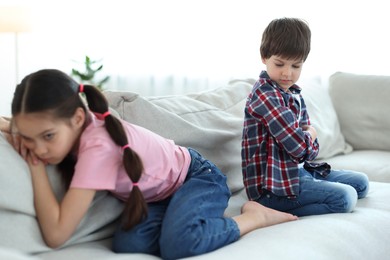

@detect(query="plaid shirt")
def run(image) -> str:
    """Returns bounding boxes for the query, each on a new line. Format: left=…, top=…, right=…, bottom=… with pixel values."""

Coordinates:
left=241, top=71, right=320, bottom=199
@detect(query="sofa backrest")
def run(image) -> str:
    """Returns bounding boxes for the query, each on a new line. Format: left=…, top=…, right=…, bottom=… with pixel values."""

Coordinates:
left=104, top=79, right=255, bottom=193
left=329, top=72, right=390, bottom=151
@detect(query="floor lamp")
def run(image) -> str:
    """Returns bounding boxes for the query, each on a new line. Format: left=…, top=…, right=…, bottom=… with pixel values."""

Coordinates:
left=0, top=6, right=32, bottom=85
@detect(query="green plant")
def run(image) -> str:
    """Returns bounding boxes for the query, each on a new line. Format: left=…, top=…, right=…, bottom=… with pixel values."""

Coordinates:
left=71, top=56, right=110, bottom=91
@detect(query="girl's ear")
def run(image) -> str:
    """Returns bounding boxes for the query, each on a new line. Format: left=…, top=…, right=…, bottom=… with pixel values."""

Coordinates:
left=71, top=107, right=86, bottom=129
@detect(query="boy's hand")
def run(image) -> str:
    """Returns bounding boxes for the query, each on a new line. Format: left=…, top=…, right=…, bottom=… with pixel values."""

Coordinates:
left=302, top=125, right=317, bottom=140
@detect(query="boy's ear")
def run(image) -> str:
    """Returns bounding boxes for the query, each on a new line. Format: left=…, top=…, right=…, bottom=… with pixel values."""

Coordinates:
left=261, top=57, right=266, bottom=64
left=72, top=107, right=86, bottom=129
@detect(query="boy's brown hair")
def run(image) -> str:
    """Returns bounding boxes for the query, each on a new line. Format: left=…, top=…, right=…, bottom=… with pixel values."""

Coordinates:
left=260, top=17, right=311, bottom=62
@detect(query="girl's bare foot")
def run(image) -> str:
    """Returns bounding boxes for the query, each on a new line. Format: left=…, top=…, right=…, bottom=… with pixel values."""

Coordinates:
left=233, top=201, right=298, bottom=236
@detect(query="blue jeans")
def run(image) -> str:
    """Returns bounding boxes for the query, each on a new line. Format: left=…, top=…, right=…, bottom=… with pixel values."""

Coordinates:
left=256, top=168, right=369, bottom=216
left=112, top=148, right=240, bottom=260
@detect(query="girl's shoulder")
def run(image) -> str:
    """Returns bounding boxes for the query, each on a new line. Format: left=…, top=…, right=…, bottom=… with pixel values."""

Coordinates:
left=79, top=117, right=119, bottom=152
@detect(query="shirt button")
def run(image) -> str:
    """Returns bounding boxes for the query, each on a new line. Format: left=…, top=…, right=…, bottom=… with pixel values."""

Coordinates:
left=266, top=194, right=271, bottom=198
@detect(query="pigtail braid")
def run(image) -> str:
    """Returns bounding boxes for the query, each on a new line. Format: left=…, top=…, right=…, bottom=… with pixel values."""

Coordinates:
left=82, top=84, right=148, bottom=230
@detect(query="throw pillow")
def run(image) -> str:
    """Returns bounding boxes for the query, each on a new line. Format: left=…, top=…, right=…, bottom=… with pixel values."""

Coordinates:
left=104, top=79, right=255, bottom=193
left=0, top=132, right=123, bottom=254
left=298, top=76, right=352, bottom=159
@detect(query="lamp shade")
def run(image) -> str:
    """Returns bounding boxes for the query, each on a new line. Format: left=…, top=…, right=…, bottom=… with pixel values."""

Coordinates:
left=0, top=6, right=32, bottom=32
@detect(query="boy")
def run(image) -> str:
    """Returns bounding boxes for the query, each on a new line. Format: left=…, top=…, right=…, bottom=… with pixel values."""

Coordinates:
left=241, top=17, right=369, bottom=216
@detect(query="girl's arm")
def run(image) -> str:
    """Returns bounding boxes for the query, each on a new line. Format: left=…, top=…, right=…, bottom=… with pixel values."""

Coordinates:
left=27, top=151, right=96, bottom=248
left=0, top=116, right=11, bottom=132
left=0, top=117, right=26, bottom=156
left=0, top=117, right=13, bottom=144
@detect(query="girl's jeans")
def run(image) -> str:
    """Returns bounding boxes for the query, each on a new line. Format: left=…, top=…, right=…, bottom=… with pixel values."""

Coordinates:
left=256, top=168, right=369, bottom=216
left=112, top=148, right=240, bottom=260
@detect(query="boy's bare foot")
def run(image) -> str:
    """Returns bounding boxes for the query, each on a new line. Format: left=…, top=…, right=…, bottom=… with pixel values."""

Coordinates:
left=233, top=201, right=298, bottom=236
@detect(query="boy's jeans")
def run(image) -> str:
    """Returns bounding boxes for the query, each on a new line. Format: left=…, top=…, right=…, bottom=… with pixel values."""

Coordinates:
left=256, top=168, right=369, bottom=216
left=112, top=148, right=240, bottom=260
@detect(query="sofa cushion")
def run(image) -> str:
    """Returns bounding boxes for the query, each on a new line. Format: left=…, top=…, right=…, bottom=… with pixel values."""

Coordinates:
left=105, top=79, right=255, bottom=193
left=298, top=77, right=352, bottom=159
left=329, top=72, right=390, bottom=151
left=36, top=181, right=390, bottom=260
left=0, top=132, right=123, bottom=254
left=322, top=150, right=390, bottom=183
left=105, top=77, right=355, bottom=191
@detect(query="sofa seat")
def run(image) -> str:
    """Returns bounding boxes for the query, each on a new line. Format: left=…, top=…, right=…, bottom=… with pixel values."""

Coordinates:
left=324, top=150, right=390, bottom=183
left=33, top=181, right=390, bottom=260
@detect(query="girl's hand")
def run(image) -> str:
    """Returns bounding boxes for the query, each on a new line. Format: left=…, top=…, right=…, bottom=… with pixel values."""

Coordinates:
left=12, top=133, right=27, bottom=158
left=26, top=150, right=46, bottom=173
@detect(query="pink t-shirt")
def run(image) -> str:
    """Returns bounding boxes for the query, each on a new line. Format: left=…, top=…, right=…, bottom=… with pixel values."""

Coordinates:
left=70, top=113, right=191, bottom=202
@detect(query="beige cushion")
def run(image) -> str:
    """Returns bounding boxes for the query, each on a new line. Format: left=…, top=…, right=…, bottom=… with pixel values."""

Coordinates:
left=324, top=150, right=390, bottom=182
left=105, top=76, right=352, bottom=191
left=299, top=77, right=352, bottom=159
left=329, top=72, right=390, bottom=151
left=105, top=79, right=255, bottom=193
left=0, top=132, right=123, bottom=254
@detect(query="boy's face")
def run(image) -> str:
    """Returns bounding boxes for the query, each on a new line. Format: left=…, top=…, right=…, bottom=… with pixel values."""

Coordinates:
left=262, top=55, right=304, bottom=91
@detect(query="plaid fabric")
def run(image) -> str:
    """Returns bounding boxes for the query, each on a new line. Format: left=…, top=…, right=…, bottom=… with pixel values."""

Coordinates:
left=241, top=71, right=320, bottom=199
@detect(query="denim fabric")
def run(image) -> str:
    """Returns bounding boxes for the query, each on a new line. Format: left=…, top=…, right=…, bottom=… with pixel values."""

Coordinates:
left=112, top=148, right=240, bottom=260
left=256, top=168, right=369, bottom=216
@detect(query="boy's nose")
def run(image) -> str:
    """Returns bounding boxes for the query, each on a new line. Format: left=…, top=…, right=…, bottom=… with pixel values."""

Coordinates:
left=282, top=67, right=292, bottom=76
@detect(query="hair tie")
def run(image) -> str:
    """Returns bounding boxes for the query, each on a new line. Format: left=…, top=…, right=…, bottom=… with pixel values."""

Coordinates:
left=102, top=111, right=111, bottom=119
left=122, top=144, right=130, bottom=151
left=79, top=84, right=84, bottom=93
left=133, top=182, right=139, bottom=187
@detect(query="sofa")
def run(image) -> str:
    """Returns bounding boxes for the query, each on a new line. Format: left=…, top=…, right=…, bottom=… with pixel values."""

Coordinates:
left=1, top=72, right=389, bottom=260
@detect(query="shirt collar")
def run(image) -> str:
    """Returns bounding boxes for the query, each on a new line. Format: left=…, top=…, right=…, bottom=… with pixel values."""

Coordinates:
left=259, top=70, right=302, bottom=94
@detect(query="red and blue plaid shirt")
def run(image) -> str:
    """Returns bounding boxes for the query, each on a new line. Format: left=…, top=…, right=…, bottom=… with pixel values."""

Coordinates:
left=241, top=71, right=320, bottom=199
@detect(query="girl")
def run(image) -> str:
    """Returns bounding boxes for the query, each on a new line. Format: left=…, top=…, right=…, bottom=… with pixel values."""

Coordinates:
left=8, top=69, right=297, bottom=259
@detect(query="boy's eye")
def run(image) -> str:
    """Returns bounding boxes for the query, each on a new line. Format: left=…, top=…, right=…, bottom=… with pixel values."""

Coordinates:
left=293, top=65, right=301, bottom=69
left=275, top=64, right=283, bottom=67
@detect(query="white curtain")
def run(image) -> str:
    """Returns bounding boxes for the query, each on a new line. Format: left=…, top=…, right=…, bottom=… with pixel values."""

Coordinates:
left=106, top=74, right=231, bottom=96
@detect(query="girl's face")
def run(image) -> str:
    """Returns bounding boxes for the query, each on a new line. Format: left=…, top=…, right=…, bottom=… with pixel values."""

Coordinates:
left=13, top=109, right=85, bottom=165
left=262, top=55, right=304, bottom=92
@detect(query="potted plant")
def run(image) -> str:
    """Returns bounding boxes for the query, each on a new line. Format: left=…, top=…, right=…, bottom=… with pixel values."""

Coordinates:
left=71, top=56, right=110, bottom=91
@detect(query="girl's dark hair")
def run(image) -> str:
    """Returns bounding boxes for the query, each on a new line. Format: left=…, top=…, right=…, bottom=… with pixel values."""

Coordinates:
left=11, top=69, right=147, bottom=230
left=260, top=17, right=311, bottom=62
